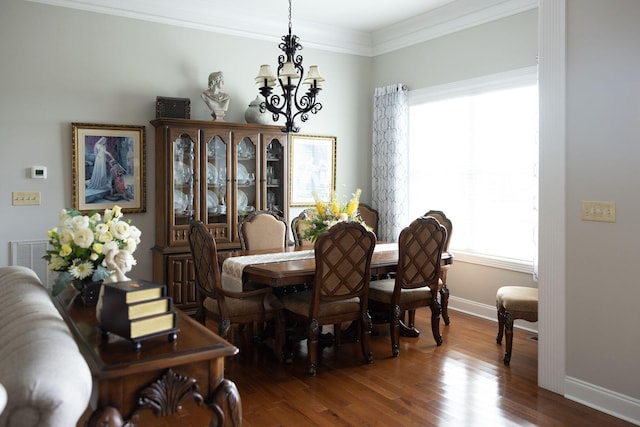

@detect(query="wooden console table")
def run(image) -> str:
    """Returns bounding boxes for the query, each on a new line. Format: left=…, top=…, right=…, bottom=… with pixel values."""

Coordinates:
left=54, top=287, right=241, bottom=427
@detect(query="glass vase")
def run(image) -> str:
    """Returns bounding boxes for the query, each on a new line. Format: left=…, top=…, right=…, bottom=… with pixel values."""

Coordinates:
left=73, top=279, right=103, bottom=307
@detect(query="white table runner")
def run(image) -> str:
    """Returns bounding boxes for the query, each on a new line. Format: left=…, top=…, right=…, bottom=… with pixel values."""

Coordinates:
left=220, top=243, right=397, bottom=292
left=221, top=250, right=314, bottom=291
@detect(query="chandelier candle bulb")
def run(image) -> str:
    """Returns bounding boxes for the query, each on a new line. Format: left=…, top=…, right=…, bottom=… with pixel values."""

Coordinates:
left=256, top=65, right=277, bottom=86
left=280, top=62, right=299, bottom=79
left=304, top=66, right=324, bottom=86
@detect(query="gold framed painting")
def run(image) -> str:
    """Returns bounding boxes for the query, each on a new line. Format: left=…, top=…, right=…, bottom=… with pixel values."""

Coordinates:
left=72, top=123, right=146, bottom=213
left=289, top=134, right=336, bottom=206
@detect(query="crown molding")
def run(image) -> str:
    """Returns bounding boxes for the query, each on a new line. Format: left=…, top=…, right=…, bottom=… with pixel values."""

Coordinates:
left=372, top=0, right=538, bottom=56
left=25, top=0, right=537, bottom=57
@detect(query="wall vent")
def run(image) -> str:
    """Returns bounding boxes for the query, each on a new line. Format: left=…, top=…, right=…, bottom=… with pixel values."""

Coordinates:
left=10, top=239, right=51, bottom=290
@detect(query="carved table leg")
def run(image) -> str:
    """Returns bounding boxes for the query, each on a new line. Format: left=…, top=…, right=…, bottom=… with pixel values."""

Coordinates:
left=208, top=379, right=242, bottom=427
left=87, top=406, right=126, bottom=427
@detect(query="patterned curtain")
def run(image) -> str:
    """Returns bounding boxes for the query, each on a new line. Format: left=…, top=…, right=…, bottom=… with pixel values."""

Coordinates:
left=371, top=84, right=409, bottom=242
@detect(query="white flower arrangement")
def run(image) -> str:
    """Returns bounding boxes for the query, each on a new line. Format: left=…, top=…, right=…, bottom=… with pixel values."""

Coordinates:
left=44, top=205, right=141, bottom=295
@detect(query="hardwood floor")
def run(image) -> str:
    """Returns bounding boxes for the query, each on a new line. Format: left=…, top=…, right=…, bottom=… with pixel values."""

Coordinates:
left=214, top=310, right=633, bottom=427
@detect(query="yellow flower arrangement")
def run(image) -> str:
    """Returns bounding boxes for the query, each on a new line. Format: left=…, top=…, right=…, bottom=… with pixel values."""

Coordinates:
left=44, top=205, right=141, bottom=295
left=301, top=188, right=371, bottom=242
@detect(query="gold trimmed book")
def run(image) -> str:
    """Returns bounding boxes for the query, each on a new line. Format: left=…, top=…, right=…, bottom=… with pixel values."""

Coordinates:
left=105, top=311, right=177, bottom=340
left=101, top=279, right=165, bottom=304
left=126, top=297, right=172, bottom=320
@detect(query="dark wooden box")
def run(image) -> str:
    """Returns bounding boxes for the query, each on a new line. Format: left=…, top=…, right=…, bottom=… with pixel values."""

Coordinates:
left=156, top=96, right=191, bottom=119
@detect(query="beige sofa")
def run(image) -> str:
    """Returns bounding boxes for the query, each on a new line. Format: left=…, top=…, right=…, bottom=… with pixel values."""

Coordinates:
left=0, top=266, right=92, bottom=427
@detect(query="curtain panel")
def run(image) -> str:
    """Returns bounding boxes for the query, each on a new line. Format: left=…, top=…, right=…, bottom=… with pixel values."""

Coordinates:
left=372, top=84, right=409, bottom=242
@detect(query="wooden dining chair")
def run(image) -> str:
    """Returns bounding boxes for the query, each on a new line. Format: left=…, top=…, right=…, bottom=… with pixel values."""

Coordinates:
left=238, top=210, right=288, bottom=251
left=496, top=285, right=538, bottom=366
left=368, top=216, right=447, bottom=356
left=402, top=210, right=453, bottom=331
left=291, top=208, right=314, bottom=246
left=188, top=220, right=285, bottom=360
left=281, top=221, right=376, bottom=375
left=358, top=203, right=379, bottom=236
left=417, top=210, right=453, bottom=326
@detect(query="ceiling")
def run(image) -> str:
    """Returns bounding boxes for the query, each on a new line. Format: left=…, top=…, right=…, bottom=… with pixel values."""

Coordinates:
left=27, top=0, right=537, bottom=56
left=192, top=0, right=457, bottom=33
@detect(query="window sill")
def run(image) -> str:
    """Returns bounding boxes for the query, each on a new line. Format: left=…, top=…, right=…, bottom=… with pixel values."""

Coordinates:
left=451, top=250, right=534, bottom=274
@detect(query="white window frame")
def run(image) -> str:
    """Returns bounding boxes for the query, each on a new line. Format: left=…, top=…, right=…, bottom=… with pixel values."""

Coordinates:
left=408, top=66, right=538, bottom=274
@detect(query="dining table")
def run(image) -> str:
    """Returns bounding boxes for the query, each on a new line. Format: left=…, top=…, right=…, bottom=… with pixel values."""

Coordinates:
left=217, top=243, right=453, bottom=338
left=218, top=242, right=417, bottom=289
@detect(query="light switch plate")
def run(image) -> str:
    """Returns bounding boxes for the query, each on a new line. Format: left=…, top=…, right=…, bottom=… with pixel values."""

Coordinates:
left=12, top=191, right=41, bottom=206
left=581, top=201, right=616, bottom=222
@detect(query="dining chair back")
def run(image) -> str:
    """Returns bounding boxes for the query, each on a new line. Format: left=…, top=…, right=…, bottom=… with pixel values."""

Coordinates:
left=368, top=216, right=447, bottom=356
left=422, top=210, right=453, bottom=325
left=291, top=209, right=315, bottom=246
left=188, top=220, right=285, bottom=359
left=239, top=210, right=288, bottom=251
left=424, top=210, right=452, bottom=253
left=282, top=221, right=376, bottom=375
left=358, top=203, right=379, bottom=236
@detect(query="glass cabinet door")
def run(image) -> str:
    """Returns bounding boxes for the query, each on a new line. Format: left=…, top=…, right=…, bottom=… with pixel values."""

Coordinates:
left=205, top=135, right=228, bottom=221
left=172, top=134, right=195, bottom=227
left=204, top=132, right=232, bottom=243
left=235, top=135, right=258, bottom=222
left=264, top=136, right=286, bottom=217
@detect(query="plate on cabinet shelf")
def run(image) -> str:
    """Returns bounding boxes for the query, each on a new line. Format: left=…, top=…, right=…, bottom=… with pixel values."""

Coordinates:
left=207, top=163, right=218, bottom=184
left=173, top=189, right=188, bottom=212
left=237, top=190, right=248, bottom=212
left=237, top=163, right=249, bottom=183
left=207, top=190, right=218, bottom=212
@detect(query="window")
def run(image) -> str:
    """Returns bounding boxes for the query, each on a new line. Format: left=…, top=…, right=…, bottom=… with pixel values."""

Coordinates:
left=408, top=68, right=538, bottom=268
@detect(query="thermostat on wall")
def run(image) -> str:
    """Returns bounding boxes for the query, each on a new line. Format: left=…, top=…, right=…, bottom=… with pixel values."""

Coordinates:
left=31, top=166, right=47, bottom=179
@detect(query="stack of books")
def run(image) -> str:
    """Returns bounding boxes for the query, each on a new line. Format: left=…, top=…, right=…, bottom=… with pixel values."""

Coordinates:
left=97, top=279, right=177, bottom=347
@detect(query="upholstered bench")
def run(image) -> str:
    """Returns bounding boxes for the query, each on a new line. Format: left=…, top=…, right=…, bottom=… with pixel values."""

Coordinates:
left=0, top=266, right=92, bottom=427
left=496, top=285, right=538, bottom=366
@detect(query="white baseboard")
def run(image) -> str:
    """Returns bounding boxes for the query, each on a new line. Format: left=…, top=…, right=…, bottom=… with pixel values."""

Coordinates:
left=447, top=296, right=639, bottom=425
left=565, top=377, right=640, bottom=425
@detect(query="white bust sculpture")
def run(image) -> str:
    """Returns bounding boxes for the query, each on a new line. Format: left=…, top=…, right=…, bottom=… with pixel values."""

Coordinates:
left=201, top=71, right=230, bottom=121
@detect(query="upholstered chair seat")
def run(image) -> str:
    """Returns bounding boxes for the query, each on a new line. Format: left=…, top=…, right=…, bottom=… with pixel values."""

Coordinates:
left=496, top=285, right=538, bottom=366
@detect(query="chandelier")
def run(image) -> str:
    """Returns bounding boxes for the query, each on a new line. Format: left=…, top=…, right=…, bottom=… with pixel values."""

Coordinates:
left=255, top=0, right=324, bottom=133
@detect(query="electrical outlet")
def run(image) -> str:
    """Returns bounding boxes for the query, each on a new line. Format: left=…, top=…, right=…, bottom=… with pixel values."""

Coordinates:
left=581, top=201, right=615, bottom=222
left=12, top=191, right=41, bottom=206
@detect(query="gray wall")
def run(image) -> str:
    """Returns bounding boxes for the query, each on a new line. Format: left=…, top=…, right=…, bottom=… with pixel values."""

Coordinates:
left=372, top=9, right=538, bottom=89
left=565, top=0, right=640, bottom=401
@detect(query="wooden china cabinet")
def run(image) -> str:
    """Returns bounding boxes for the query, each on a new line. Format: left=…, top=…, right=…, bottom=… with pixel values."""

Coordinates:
left=151, top=118, right=289, bottom=313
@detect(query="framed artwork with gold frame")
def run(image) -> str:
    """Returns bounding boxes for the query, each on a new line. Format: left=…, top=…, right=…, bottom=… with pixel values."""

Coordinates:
left=289, top=134, right=336, bottom=206
left=72, top=123, right=146, bottom=213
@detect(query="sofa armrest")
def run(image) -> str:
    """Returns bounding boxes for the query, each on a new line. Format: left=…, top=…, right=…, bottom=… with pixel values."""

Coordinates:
left=0, top=266, right=92, bottom=427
